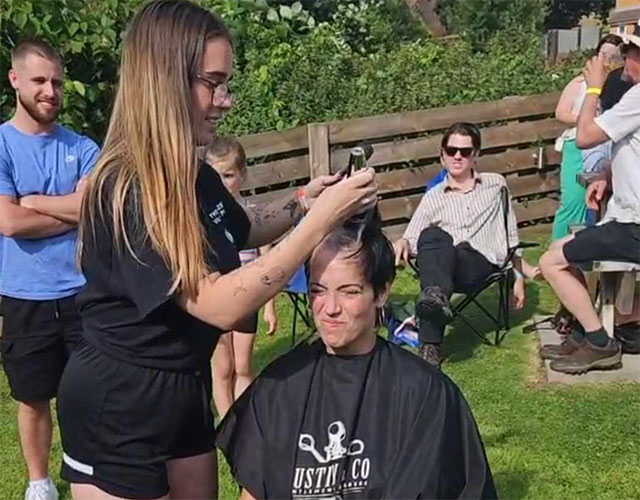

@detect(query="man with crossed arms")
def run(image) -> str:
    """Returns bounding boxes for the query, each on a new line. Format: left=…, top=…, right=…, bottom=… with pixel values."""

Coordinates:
left=0, top=38, right=99, bottom=500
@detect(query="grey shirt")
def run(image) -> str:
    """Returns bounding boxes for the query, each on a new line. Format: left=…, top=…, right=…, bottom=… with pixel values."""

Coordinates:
left=402, top=172, right=519, bottom=266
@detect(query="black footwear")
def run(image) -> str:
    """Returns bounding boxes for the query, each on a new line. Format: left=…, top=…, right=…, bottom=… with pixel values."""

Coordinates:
left=551, top=307, right=578, bottom=336
left=416, top=286, right=453, bottom=326
left=419, top=343, right=442, bottom=369
left=540, top=333, right=585, bottom=360
left=614, top=322, right=640, bottom=354
left=550, top=339, right=622, bottom=375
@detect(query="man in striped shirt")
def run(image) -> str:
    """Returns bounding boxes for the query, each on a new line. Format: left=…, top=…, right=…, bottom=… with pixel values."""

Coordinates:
left=394, top=122, right=526, bottom=367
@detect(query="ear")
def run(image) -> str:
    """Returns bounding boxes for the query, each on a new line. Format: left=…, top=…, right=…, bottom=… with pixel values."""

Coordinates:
left=374, top=284, right=391, bottom=309
left=8, top=69, right=18, bottom=91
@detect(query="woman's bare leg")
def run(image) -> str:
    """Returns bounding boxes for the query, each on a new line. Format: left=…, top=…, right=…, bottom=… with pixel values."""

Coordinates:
left=211, top=332, right=235, bottom=418
left=232, top=331, right=256, bottom=399
left=71, top=483, right=169, bottom=500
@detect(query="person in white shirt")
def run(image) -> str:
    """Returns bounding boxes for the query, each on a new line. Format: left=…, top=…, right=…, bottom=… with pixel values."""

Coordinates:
left=539, top=26, right=640, bottom=375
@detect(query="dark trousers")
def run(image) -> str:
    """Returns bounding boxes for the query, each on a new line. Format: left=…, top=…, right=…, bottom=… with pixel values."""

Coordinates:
left=417, top=227, right=498, bottom=344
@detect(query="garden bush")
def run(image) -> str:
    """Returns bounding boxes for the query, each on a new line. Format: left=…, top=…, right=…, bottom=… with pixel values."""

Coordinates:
left=1, top=0, right=586, bottom=143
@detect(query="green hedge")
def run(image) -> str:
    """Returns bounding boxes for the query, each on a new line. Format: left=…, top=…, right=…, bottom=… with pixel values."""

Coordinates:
left=1, top=0, right=585, bottom=143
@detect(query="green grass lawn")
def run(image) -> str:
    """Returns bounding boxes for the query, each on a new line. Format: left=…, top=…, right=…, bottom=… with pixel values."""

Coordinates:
left=1, top=237, right=639, bottom=499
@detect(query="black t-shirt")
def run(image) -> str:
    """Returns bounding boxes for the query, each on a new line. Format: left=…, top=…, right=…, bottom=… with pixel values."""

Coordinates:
left=217, top=337, right=497, bottom=499
left=601, top=67, right=634, bottom=112
left=77, top=164, right=250, bottom=371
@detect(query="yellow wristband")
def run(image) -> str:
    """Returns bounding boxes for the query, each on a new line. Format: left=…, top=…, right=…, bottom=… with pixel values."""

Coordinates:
left=586, top=87, right=602, bottom=96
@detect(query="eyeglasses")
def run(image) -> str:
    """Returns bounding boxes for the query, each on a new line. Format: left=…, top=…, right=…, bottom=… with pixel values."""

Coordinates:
left=443, top=146, right=475, bottom=158
left=195, top=74, right=234, bottom=107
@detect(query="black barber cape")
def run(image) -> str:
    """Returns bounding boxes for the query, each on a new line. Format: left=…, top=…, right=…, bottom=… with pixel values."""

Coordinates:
left=217, top=337, right=497, bottom=499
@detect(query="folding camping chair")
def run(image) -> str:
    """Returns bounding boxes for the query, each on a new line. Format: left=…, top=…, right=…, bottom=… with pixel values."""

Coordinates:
left=409, top=185, right=538, bottom=346
left=285, top=265, right=312, bottom=347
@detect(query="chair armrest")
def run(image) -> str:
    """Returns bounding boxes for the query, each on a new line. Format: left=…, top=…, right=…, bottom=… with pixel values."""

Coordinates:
left=515, top=242, right=539, bottom=250
left=502, top=242, right=539, bottom=269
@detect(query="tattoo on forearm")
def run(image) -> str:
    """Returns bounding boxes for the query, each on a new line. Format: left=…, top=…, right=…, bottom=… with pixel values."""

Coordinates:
left=252, top=207, right=264, bottom=226
left=233, top=276, right=248, bottom=296
left=248, top=205, right=280, bottom=228
left=260, top=266, right=286, bottom=286
left=282, top=199, right=299, bottom=218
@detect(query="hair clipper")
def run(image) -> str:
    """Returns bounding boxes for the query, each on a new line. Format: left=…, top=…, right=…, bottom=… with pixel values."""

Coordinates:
left=343, top=143, right=376, bottom=237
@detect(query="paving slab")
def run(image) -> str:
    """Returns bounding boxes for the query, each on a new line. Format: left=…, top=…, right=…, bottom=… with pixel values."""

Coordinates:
left=533, top=316, right=640, bottom=384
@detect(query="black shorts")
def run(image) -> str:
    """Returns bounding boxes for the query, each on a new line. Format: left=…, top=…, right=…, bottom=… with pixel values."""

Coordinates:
left=563, top=221, right=640, bottom=265
left=0, top=295, right=82, bottom=402
left=57, top=341, right=216, bottom=499
left=245, top=313, right=258, bottom=335
left=231, top=313, right=259, bottom=335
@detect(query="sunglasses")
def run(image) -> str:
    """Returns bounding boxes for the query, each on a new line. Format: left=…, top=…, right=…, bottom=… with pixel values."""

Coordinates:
left=443, top=146, right=475, bottom=158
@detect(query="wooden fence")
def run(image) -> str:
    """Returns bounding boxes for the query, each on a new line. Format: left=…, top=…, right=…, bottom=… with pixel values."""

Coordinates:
left=239, top=91, right=564, bottom=241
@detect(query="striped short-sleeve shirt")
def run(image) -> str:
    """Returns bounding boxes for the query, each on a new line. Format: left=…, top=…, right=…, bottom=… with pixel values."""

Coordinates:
left=402, top=172, right=519, bottom=265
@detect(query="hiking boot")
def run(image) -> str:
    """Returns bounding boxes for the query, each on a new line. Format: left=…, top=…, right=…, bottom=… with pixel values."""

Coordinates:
left=540, top=333, right=585, bottom=360
left=550, top=339, right=622, bottom=375
left=419, top=343, right=442, bottom=369
left=416, top=286, right=452, bottom=326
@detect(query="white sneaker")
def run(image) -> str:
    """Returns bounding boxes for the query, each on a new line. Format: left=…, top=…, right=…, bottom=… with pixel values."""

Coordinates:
left=24, top=478, right=59, bottom=500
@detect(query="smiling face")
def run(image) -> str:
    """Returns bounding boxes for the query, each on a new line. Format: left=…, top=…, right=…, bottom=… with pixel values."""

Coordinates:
left=9, top=53, right=63, bottom=128
left=309, top=244, right=388, bottom=356
left=191, top=37, right=234, bottom=146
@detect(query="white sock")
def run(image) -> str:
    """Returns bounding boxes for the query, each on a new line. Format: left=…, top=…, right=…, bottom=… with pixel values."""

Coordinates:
left=28, top=478, right=50, bottom=488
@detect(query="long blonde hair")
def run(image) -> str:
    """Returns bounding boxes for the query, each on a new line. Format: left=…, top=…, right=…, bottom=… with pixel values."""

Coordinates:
left=80, top=0, right=231, bottom=298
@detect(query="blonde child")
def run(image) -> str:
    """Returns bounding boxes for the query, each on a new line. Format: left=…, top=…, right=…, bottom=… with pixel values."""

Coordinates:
left=202, top=137, right=278, bottom=418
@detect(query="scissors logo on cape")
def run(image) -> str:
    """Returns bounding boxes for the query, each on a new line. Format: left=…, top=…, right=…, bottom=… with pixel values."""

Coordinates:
left=298, top=421, right=364, bottom=464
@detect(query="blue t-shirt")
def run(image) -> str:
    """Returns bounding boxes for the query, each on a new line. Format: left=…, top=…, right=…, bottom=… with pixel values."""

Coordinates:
left=0, top=122, right=100, bottom=300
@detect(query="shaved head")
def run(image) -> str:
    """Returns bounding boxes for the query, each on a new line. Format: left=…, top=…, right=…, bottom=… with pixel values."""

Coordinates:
left=11, top=37, right=62, bottom=68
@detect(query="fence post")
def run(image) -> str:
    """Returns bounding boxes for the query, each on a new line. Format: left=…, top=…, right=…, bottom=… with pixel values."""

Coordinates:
left=546, top=29, right=559, bottom=63
left=307, top=123, right=330, bottom=179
